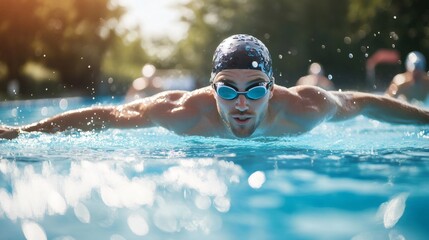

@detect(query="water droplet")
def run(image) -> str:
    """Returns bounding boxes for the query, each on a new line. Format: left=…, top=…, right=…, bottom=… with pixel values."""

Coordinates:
left=11, top=108, right=18, bottom=117
left=41, top=107, right=48, bottom=116
left=111, top=234, right=126, bottom=240
left=59, top=99, right=68, bottom=110
left=383, top=193, right=409, bottom=229
left=214, top=196, right=230, bottom=212
left=248, top=171, right=265, bottom=189
left=74, top=203, right=90, bottom=223
left=344, top=36, right=352, bottom=44
left=22, top=221, right=47, bottom=240
left=128, top=214, right=149, bottom=236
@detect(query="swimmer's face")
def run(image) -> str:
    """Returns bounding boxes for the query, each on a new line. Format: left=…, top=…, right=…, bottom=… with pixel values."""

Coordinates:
left=212, top=69, right=273, bottom=138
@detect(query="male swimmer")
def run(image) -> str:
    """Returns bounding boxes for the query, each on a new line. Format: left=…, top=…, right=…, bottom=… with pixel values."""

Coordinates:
left=296, top=62, right=335, bottom=90
left=1, top=34, right=429, bottom=139
left=386, top=51, right=429, bottom=102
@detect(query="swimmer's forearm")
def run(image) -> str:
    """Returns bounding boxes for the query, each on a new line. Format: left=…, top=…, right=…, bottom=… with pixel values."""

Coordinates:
left=364, top=98, right=429, bottom=124
left=331, top=92, right=429, bottom=124
left=352, top=93, right=429, bottom=124
left=20, top=106, right=119, bottom=133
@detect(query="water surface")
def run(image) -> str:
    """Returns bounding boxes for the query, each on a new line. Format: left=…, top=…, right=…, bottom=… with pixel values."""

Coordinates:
left=1, top=97, right=428, bottom=240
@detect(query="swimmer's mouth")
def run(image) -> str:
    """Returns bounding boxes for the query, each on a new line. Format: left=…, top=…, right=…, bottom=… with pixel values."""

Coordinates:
left=232, top=115, right=252, bottom=124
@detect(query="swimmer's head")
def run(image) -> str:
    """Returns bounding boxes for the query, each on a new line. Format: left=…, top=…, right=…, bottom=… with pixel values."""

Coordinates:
left=210, top=34, right=273, bottom=82
left=405, top=51, right=426, bottom=72
left=308, top=63, right=324, bottom=76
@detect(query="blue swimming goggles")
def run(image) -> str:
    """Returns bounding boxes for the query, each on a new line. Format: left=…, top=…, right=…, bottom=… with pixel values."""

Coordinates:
left=213, top=81, right=273, bottom=100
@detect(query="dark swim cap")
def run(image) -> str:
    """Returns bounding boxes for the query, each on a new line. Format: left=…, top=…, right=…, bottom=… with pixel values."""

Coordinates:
left=210, top=34, right=273, bottom=82
left=405, top=51, right=426, bottom=71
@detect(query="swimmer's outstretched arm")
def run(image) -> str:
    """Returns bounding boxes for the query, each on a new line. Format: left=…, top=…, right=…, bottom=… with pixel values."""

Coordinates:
left=0, top=90, right=198, bottom=139
left=0, top=107, right=118, bottom=139
left=0, top=104, right=153, bottom=140
left=0, top=89, right=206, bottom=140
left=330, top=91, right=429, bottom=124
left=21, top=106, right=137, bottom=132
left=384, top=75, right=406, bottom=99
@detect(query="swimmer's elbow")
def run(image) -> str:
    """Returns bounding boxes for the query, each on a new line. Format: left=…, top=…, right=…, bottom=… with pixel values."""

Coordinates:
left=110, top=105, right=154, bottom=128
left=328, top=92, right=363, bottom=122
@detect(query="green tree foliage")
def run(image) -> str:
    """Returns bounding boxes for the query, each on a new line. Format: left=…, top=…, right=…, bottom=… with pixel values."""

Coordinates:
left=174, top=0, right=355, bottom=87
left=174, top=0, right=429, bottom=90
left=1, top=0, right=428, bottom=98
left=34, top=0, right=123, bottom=96
left=347, top=0, right=429, bottom=89
left=101, top=32, right=151, bottom=94
left=0, top=0, right=41, bottom=93
left=348, top=0, right=429, bottom=56
left=0, top=0, right=124, bottom=97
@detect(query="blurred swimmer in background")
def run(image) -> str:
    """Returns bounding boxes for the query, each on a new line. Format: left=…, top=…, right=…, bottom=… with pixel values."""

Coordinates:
left=296, top=62, right=335, bottom=90
left=385, top=51, right=429, bottom=103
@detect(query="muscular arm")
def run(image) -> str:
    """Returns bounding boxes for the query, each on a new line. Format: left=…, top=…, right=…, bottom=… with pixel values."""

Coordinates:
left=329, top=91, right=429, bottom=124
left=385, top=78, right=401, bottom=98
left=1, top=107, right=119, bottom=139
left=385, top=73, right=410, bottom=100
left=1, top=89, right=206, bottom=139
left=21, top=106, right=120, bottom=133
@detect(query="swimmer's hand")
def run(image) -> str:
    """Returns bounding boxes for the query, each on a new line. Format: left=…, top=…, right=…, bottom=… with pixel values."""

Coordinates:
left=0, top=126, right=20, bottom=140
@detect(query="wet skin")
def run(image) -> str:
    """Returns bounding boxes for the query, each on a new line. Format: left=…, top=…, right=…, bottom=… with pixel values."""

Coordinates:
left=1, top=69, right=429, bottom=139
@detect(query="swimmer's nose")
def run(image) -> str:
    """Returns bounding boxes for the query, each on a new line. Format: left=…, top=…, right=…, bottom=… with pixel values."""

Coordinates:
left=235, top=95, right=249, bottom=111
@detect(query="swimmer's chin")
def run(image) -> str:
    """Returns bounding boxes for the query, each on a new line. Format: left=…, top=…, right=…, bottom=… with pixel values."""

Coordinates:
left=230, top=130, right=255, bottom=138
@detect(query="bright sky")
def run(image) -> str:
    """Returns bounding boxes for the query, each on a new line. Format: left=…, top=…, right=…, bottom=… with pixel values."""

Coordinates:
left=116, top=0, right=189, bottom=42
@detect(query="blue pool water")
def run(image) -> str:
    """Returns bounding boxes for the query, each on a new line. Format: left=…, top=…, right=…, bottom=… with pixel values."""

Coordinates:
left=0, top=97, right=429, bottom=240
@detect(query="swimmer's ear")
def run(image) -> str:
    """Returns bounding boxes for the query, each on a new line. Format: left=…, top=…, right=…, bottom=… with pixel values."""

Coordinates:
left=210, top=83, right=217, bottom=95
left=269, top=78, right=274, bottom=98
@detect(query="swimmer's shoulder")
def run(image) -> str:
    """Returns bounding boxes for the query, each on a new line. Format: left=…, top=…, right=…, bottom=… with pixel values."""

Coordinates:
left=287, top=85, right=330, bottom=99
left=160, top=87, right=217, bottom=114
left=275, top=85, right=336, bottom=112
left=271, top=85, right=323, bottom=107
left=271, top=85, right=336, bottom=129
left=392, top=73, right=411, bottom=86
left=123, top=87, right=214, bottom=110
left=182, top=86, right=216, bottom=107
